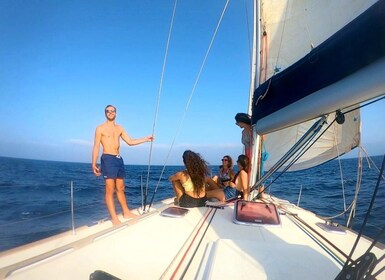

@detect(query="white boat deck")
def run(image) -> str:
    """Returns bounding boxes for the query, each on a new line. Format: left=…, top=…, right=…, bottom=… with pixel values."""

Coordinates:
left=0, top=196, right=384, bottom=279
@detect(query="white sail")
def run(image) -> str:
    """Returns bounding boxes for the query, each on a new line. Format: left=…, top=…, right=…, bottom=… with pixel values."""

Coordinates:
left=0, top=1, right=384, bottom=279
left=259, top=0, right=377, bottom=83
left=256, top=0, right=378, bottom=171
left=264, top=110, right=361, bottom=172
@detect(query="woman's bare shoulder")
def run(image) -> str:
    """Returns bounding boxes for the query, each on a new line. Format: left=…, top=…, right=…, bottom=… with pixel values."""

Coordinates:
left=174, top=170, right=188, bottom=178
left=240, top=169, right=248, bottom=177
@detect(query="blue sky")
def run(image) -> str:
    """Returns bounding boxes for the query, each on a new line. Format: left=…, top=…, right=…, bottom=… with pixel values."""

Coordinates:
left=0, top=0, right=384, bottom=166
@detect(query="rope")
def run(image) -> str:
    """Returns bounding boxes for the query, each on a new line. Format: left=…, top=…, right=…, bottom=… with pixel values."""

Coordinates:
left=143, top=0, right=179, bottom=211
left=343, top=155, right=385, bottom=269
left=334, top=129, right=347, bottom=213
left=361, top=145, right=385, bottom=181
left=347, top=149, right=363, bottom=227
left=145, top=0, right=231, bottom=211
left=319, top=200, right=355, bottom=221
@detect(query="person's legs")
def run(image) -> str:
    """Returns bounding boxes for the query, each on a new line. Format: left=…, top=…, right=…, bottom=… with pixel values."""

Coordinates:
left=206, top=177, right=220, bottom=191
left=105, top=179, right=120, bottom=225
left=115, top=178, right=137, bottom=219
left=171, top=180, right=184, bottom=203
left=258, top=185, right=265, bottom=198
left=206, top=188, right=226, bottom=202
left=223, top=186, right=239, bottom=201
left=212, top=175, right=219, bottom=183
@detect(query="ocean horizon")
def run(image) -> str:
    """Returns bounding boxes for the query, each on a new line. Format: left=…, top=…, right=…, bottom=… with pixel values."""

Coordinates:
left=0, top=155, right=384, bottom=252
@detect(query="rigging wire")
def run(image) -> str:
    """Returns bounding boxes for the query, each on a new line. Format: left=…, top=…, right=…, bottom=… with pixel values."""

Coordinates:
left=142, top=0, right=179, bottom=212
left=256, top=95, right=384, bottom=194
left=145, top=0, right=231, bottom=211
left=244, top=0, right=252, bottom=65
left=273, top=0, right=290, bottom=74
left=252, top=116, right=332, bottom=197
left=342, top=154, right=385, bottom=270
left=334, top=132, right=347, bottom=214
left=343, top=95, right=384, bottom=115
left=346, top=148, right=363, bottom=228
left=362, top=145, right=385, bottom=181
left=0, top=200, right=105, bottom=227
left=316, top=146, right=383, bottom=225
left=259, top=124, right=325, bottom=194
left=258, top=121, right=385, bottom=275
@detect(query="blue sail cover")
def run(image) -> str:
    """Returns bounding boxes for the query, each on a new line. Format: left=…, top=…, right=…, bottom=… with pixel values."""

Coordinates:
left=252, top=0, right=385, bottom=133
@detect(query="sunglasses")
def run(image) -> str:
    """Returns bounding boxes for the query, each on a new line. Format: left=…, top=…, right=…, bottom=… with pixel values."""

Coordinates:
left=105, top=109, right=116, bottom=113
left=221, top=158, right=228, bottom=161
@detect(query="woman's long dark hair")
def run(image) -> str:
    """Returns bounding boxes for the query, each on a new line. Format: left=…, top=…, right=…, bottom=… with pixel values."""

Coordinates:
left=237, top=154, right=249, bottom=172
left=182, top=150, right=209, bottom=195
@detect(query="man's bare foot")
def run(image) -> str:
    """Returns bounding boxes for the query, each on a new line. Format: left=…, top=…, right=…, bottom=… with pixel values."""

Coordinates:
left=123, top=212, right=138, bottom=219
left=111, top=218, right=121, bottom=225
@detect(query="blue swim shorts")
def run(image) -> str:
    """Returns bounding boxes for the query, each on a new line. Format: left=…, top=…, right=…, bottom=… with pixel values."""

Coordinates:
left=101, top=154, right=126, bottom=179
left=223, top=186, right=241, bottom=200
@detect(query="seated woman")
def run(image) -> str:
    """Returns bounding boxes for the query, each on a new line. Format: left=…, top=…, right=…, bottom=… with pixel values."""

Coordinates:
left=207, top=155, right=249, bottom=202
left=169, top=150, right=212, bottom=207
left=212, top=155, right=235, bottom=188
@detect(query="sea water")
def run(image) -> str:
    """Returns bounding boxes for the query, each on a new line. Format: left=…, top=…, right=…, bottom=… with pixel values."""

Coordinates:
left=0, top=155, right=384, bottom=252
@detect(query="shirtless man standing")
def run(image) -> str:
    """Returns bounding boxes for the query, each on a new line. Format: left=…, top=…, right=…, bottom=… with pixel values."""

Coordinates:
left=92, top=105, right=153, bottom=225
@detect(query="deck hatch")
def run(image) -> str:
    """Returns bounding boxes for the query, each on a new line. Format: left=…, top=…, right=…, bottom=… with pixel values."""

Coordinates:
left=160, top=206, right=189, bottom=218
left=233, top=200, right=281, bottom=227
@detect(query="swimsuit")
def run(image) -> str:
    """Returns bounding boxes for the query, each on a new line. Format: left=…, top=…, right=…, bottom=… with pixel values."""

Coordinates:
left=101, top=154, right=126, bottom=179
left=179, top=194, right=207, bottom=208
left=182, top=177, right=194, bottom=192
left=223, top=171, right=243, bottom=200
left=219, top=169, right=232, bottom=184
left=180, top=176, right=207, bottom=207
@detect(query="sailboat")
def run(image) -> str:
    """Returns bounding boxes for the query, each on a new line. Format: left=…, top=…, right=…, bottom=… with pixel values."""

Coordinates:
left=1, top=0, right=384, bottom=279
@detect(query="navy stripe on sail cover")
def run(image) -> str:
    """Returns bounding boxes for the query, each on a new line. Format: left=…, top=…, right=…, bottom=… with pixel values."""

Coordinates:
left=252, top=0, right=385, bottom=125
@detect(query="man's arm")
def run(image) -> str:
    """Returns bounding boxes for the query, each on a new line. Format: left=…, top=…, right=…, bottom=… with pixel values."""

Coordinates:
left=121, top=128, right=153, bottom=146
left=92, top=127, right=102, bottom=176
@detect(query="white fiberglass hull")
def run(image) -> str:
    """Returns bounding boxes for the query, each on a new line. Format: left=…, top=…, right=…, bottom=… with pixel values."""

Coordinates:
left=1, top=195, right=384, bottom=279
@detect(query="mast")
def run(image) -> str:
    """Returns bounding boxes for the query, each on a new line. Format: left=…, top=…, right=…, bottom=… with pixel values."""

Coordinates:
left=249, top=0, right=262, bottom=188
left=247, top=0, right=259, bottom=112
